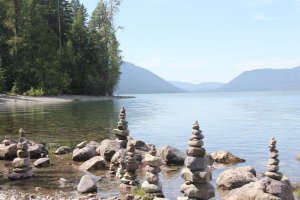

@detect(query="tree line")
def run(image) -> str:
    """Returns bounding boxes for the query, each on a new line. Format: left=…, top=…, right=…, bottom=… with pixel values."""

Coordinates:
left=0, top=0, right=122, bottom=96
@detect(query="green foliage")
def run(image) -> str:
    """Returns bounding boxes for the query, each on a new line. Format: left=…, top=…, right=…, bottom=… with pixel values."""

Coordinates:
left=296, top=184, right=300, bottom=198
left=133, top=185, right=153, bottom=200
left=23, top=87, right=45, bottom=96
left=9, top=82, right=19, bottom=95
left=0, top=0, right=122, bottom=95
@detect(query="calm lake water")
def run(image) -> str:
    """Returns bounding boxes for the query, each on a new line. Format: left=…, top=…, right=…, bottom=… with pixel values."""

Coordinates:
left=0, top=91, right=300, bottom=199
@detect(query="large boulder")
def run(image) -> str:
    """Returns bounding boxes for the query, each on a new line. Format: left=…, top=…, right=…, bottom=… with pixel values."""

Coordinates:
left=226, top=176, right=295, bottom=200
left=157, top=146, right=186, bottom=165
left=54, top=146, right=71, bottom=155
left=132, top=140, right=149, bottom=151
left=77, top=175, right=97, bottom=193
left=29, top=144, right=44, bottom=159
left=210, top=150, right=245, bottom=164
left=72, top=146, right=97, bottom=162
left=79, top=156, right=107, bottom=172
left=0, top=143, right=17, bottom=160
left=96, top=139, right=120, bottom=162
left=86, top=141, right=100, bottom=150
left=217, top=166, right=257, bottom=190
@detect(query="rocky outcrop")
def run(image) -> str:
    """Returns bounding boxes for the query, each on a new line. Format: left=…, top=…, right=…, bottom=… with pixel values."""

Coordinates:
left=79, top=156, right=107, bottom=172
left=34, top=157, right=50, bottom=168
left=72, top=146, right=97, bottom=162
left=54, top=146, right=70, bottom=155
left=96, top=139, right=120, bottom=162
left=210, top=150, right=245, bottom=164
left=216, top=166, right=257, bottom=190
left=157, top=146, right=186, bottom=165
left=77, top=175, right=97, bottom=193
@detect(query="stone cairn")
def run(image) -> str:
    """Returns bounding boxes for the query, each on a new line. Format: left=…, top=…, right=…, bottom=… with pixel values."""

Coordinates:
left=180, top=121, right=215, bottom=200
left=119, top=141, right=138, bottom=193
left=265, top=137, right=282, bottom=181
left=141, top=145, right=164, bottom=198
left=116, top=158, right=126, bottom=179
left=108, top=163, right=116, bottom=177
left=113, top=106, right=129, bottom=148
left=8, top=137, right=34, bottom=180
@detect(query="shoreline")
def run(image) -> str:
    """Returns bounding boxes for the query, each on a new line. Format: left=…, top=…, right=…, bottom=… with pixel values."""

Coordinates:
left=0, top=94, right=134, bottom=105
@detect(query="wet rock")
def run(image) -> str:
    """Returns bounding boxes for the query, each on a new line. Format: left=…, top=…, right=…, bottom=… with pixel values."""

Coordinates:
left=210, top=150, right=245, bottom=164
left=54, top=146, right=70, bottom=155
left=96, top=139, right=120, bottom=162
left=72, top=146, right=97, bottom=162
left=79, top=156, right=107, bottom=172
left=77, top=175, right=97, bottom=193
left=34, top=157, right=50, bottom=168
left=132, top=140, right=149, bottom=151
left=77, top=141, right=88, bottom=149
left=29, top=144, right=43, bottom=159
left=86, top=141, right=100, bottom=150
left=157, top=146, right=186, bottom=165
left=0, top=143, right=17, bottom=160
left=217, top=166, right=257, bottom=190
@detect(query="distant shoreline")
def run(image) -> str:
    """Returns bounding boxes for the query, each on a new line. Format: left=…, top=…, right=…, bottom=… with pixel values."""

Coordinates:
left=0, top=94, right=134, bottom=105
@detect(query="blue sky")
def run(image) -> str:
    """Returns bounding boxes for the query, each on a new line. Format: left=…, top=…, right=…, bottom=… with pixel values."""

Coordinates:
left=83, top=0, right=300, bottom=84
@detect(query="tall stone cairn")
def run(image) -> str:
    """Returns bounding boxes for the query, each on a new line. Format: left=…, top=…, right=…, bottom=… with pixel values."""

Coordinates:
left=141, top=145, right=164, bottom=198
left=113, top=106, right=129, bottom=148
left=180, top=121, right=215, bottom=200
left=8, top=137, right=34, bottom=180
left=119, top=141, right=138, bottom=193
left=265, top=137, right=283, bottom=181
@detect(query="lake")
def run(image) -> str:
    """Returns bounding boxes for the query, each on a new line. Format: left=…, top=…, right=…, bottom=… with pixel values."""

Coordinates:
left=0, top=91, right=300, bottom=199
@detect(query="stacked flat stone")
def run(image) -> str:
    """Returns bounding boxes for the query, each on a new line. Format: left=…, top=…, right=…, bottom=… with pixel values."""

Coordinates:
left=119, top=141, right=138, bottom=193
left=8, top=138, right=34, bottom=180
left=108, top=163, right=116, bottom=177
left=180, top=121, right=215, bottom=200
left=116, top=158, right=126, bottom=179
left=265, top=137, right=282, bottom=181
left=141, top=145, right=164, bottom=198
left=113, top=106, right=129, bottom=148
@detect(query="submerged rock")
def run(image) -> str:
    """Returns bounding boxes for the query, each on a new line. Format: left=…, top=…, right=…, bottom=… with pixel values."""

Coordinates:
left=79, top=156, right=107, bottom=172
left=217, top=166, right=257, bottom=190
left=77, top=175, right=97, bottom=193
left=72, top=146, right=97, bottom=162
left=34, top=157, right=50, bottom=168
left=210, top=150, right=245, bottom=164
left=157, top=146, right=186, bottom=165
left=54, top=146, right=70, bottom=155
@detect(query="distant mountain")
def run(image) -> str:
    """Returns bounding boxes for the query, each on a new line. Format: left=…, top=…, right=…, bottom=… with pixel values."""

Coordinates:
left=220, top=66, right=300, bottom=91
left=169, top=81, right=224, bottom=92
left=115, top=62, right=184, bottom=94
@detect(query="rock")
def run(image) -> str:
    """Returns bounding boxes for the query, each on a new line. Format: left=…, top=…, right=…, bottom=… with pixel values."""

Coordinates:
left=79, top=156, right=107, bottom=172
left=77, top=141, right=88, bottom=149
left=144, top=154, right=162, bottom=167
left=210, top=150, right=245, bottom=164
left=0, top=143, right=17, bottom=160
left=86, top=141, right=100, bottom=150
left=96, top=139, right=120, bottom=161
left=77, top=175, right=97, bottom=193
left=157, top=146, right=186, bottom=165
left=8, top=171, right=34, bottom=180
left=111, top=149, right=126, bottom=164
left=12, top=158, right=31, bottom=168
left=180, top=182, right=215, bottom=199
left=225, top=176, right=294, bottom=200
left=132, top=140, right=149, bottom=151
left=72, top=146, right=97, bottom=162
left=54, top=146, right=70, bottom=155
left=217, top=166, right=257, bottom=190
left=184, top=156, right=208, bottom=171
left=181, top=167, right=212, bottom=183
left=141, top=181, right=162, bottom=193
left=34, top=158, right=50, bottom=168
left=29, top=144, right=43, bottom=159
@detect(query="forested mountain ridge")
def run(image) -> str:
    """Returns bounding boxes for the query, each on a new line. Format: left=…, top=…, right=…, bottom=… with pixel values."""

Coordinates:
left=0, top=0, right=122, bottom=95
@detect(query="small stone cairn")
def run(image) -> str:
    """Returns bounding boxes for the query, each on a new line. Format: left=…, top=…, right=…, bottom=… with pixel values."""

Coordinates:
left=180, top=121, right=215, bottom=200
left=8, top=137, right=34, bottom=180
left=108, top=163, right=116, bottom=177
left=119, top=141, right=138, bottom=193
left=141, top=145, right=164, bottom=198
left=265, top=137, right=282, bottom=181
left=113, top=106, right=129, bottom=148
left=116, top=158, right=126, bottom=179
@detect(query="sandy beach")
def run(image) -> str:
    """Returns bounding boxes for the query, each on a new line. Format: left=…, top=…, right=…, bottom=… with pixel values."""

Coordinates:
left=0, top=94, right=133, bottom=105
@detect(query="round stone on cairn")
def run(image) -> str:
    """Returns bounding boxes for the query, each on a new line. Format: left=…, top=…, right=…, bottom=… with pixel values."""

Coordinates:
left=265, top=137, right=283, bottom=181
left=141, top=145, right=164, bottom=198
left=180, top=121, right=215, bottom=200
left=119, top=141, right=138, bottom=194
left=8, top=138, right=34, bottom=180
left=113, top=106, right=130, bottom=148
left=108, top=163, right=116, bottom=177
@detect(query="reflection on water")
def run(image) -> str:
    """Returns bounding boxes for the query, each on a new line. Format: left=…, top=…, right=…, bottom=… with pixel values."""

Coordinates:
left=1, top=91, right=300, bottom=199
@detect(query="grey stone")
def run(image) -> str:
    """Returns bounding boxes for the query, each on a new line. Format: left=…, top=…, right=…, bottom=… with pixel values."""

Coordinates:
left=54, top=146, right=70, bottom=155
left=72, top=146, right=97, bottom=162
left=96, top=139, right=120, bottom=161
left=86, top=141, right=100, bottom=150
left=77, top=141, right=88, bottom=149
left=181, top=167, right=212, bottom=183
left=79, top=156, right=107, bottom=171
left=157, top=146, right=186, bottom=165
left=29, top=144, right=43, bottom=159
left=210, top=150, right=245, bottom=164
left=0, top=143, right=17, bottom=160
left=77, top=175, right=97, bottom=193
left=217, top=166, right=257, bottom=190
left=180, top=182, right=215, bottom=199
left=141, top=181, right=162, bottom=193
left=12, top=157, right=31, bottom=168
left=34, top=157, right=50, bottom=168
left=184, top=156, right=208, bottom=171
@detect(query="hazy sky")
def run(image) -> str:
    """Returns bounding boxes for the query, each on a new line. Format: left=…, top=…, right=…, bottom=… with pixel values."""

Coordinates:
left=83, top=0, right=300, bottom=84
